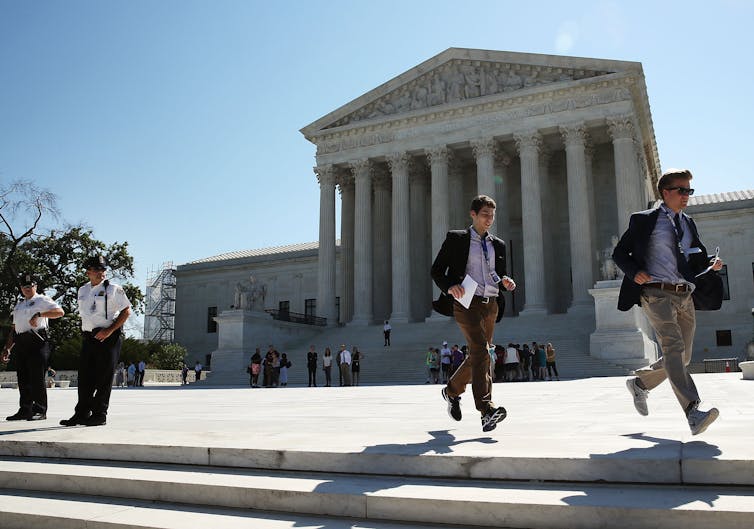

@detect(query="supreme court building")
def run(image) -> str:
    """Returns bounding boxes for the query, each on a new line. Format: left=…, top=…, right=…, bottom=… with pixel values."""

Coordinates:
left=174, top=48, right=754, bottom=365
left=303, top=47, right=659, bottom=325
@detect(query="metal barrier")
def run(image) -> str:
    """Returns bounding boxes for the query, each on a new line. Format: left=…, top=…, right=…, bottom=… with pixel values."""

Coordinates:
left=703, top=358, right=740, bottom=373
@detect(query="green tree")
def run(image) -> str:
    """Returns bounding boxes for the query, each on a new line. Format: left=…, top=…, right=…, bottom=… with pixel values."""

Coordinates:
left=149, top=343, right=187, bottom=370
left=0, top=181, right=145, bottom=370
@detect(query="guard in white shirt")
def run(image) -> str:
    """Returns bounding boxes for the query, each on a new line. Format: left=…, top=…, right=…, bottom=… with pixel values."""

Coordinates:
left=2, top=272, right=64, bottom=421
left=60, top=255, right=131, bottom=427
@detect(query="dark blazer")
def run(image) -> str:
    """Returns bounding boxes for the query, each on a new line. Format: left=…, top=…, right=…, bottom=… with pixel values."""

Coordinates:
left=430, top=229, right=507, bottom=322
left=612, top=206, right=722, bottom=311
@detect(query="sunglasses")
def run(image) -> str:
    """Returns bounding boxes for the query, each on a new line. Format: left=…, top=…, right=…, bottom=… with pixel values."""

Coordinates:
left=665, top=186, right=695, bottom=196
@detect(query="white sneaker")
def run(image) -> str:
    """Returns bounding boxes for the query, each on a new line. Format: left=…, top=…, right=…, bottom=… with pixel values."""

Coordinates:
left=626, top=378, right=649, bottom=416
left=688, top=406, right=719, bottom=435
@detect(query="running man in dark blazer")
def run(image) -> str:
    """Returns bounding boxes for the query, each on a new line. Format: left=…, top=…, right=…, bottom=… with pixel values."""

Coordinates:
left=613, top=168, right=724, bottom=435
left=431, top=195, right=516, bottom=432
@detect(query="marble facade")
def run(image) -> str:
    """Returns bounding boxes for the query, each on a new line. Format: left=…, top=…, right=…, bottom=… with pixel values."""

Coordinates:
left=301, top=48, right=661, bottom=324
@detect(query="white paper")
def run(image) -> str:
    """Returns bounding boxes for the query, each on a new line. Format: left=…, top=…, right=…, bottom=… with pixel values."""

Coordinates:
left=457, top=275, right=478, bottom=309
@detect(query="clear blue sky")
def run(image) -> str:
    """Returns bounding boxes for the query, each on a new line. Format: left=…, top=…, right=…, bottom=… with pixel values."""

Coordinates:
left=2, top=0, right=753, bottom=333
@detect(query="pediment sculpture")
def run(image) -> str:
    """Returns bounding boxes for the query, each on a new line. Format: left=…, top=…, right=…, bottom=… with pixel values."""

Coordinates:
left=324, top=60, right=612, bottom=129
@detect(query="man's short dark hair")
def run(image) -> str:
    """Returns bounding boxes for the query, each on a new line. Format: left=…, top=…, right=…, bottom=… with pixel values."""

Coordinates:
left=470, top=194, right=496, bottom=213
left=657, top=168, right=693, bottom=195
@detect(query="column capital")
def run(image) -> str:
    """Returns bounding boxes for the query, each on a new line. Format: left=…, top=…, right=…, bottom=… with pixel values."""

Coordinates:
left=607, top=115, right=635, bottom=141
left=513, top=130, right=542, bottom=154
left=338, top=173, right=355, bottom=194
left=426, top=145, right=451, bottom=166
left=349, top=158, right=372, bottom=179
left=387, top=152, right=412, bottom=173
left=559, top=123, right=589, bottom=148
left=372, top=165, right=391, bottom=190
left=470, top=137, right=496, bottom=159
left=495, top=150, right=512, bottom=168
left=314, top=165, right=336, bottom=186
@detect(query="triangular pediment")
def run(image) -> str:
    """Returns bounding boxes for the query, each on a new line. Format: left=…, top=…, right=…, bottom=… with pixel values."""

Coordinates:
left=302, top=48, right=642, bottom=137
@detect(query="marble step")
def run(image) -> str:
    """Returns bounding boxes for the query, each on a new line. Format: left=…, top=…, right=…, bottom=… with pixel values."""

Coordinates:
left=0, top=490, right=472, bottom=529
left=1, top=459, right=753, bottom=529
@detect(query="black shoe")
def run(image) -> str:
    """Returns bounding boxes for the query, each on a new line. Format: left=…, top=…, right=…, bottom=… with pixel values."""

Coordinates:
left=81, top=415, right=106, bottom=427
left=28, top=412, right=47, bottom=421
left=60, top=414, right=89, bottom=427
left=481, top=406, right=507, bottom=432
left=441, top=387, right=462, bottom=421
left=6, top=411, right=32, bottom=421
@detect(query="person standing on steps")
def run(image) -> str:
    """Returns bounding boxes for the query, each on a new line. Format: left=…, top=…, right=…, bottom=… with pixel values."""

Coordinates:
left=431, top=195, right=516, bottom=432
left=60, top=255, right=131, bottom=427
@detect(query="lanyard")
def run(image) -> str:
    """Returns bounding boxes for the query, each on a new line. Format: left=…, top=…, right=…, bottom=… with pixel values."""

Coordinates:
left=480, top=237, right=494, bottom=270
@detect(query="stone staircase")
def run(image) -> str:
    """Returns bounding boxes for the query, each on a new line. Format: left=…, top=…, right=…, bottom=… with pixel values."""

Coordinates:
left=212, top=310, right=633, bottom=387
left=1, top=376, right=752, bottom=528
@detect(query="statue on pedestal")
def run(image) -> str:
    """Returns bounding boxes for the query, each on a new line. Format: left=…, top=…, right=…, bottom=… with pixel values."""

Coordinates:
left=599, top=236, right=623, bottom=281
left=233, top=275, right=267, bottom=311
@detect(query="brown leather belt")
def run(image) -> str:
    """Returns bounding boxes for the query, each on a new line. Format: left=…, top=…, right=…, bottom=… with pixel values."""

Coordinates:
left=644, top=282, right=692, bottom=293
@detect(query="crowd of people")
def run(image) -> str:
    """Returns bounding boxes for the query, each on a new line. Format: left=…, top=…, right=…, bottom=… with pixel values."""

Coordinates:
left=245, top=344, right=365, bottom=388
left=425, top=340, right=559, bottom=384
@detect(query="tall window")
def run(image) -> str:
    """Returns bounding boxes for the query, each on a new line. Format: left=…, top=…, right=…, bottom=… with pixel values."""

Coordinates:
left=207, top=306, right=218, bottom=333
left=305, top=298, right=316, bottom=318
left=719, top=264, right=730, bottom=300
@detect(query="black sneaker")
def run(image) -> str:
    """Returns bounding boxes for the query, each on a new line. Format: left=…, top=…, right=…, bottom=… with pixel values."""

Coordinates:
left=481, top=406, right=507, bottom=432
left=441, top=387, right=462, bottom=421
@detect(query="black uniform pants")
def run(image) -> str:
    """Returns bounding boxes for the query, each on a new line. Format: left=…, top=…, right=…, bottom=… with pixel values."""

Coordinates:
left=74, top=330, right=122, bottom=418
left=14, top=332, right=50, bottom=415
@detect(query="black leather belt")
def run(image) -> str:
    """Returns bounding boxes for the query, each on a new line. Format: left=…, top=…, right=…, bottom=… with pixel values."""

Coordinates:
left=644, top=282, right=692, bottom=293
left=473, top=295, right=497, bottom=304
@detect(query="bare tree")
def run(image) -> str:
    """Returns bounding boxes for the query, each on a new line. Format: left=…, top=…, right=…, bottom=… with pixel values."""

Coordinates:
left=0, top=180, right=59, bottom=281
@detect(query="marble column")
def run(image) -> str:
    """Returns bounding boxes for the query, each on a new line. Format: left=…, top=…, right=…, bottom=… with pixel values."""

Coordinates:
left=448, top=158, right=465, bottom=229
left=608, top=115, right=642, bottom=235
left=338, top=172, right=355, bottom=323
left=388, top=152, right=411, bottom=323
left=372, top=167, right=392, bottom=322
left=350, top=159, right=373, bottom=325
left=409, top=164, right=430, bottom=321
left=427, top=146, right=451, bottom=301
left=472, top=137, right=496, bottom=201
left=585, top=143, right=599, bottom=285
left=514, top=131, right=547, bottom=315
left=561, top=123, right=595, bottom=309
left=315, top=165, right=337, bottom=325
left=494, top=152, right=512, bottom=259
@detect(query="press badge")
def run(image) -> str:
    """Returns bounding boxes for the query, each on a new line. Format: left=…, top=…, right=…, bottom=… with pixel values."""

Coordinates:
left=489, top=271, right=502, bottom=284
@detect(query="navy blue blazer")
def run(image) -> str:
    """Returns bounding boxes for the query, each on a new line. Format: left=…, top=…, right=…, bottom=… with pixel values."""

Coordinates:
left=430, top=229, right=507, bottom=322
left=612, top=207, right=721, bottom=311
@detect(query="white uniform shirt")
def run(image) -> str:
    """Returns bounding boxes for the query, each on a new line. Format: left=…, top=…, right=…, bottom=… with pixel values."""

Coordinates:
left=13, top=293, right=61, bottom=333
left=340, top=349, right=352, bottom=365
left=77, top=281, right=131, bottom=332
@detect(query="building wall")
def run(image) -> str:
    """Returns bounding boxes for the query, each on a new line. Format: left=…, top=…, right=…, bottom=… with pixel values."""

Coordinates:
left=688, top=201, right=754, bottom=360
left=175, top=250, right=338, bottom=360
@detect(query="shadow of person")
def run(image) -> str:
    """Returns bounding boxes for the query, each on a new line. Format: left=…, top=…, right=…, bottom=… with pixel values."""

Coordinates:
left=0, top=425, right=71, bottom=436
left=562, top=432, right=722, bottom=510
left=361, top=429, right=496, bottom=456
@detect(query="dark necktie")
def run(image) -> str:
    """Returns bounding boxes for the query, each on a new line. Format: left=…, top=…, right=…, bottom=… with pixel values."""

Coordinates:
left=673, top=213, right=684, bottom=240
left=673, top=213, right=694, bottom=282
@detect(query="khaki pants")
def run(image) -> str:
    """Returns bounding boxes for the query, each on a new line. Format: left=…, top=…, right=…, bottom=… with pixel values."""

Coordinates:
left=447, top=297, right=498, bottom=413
left=637, top=288, right=699, bottom=411
left=340, top=363, right=352, bottom=386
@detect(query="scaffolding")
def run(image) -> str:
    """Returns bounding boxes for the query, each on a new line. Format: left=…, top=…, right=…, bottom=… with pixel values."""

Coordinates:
left=144, top=262, right=176, bottom=343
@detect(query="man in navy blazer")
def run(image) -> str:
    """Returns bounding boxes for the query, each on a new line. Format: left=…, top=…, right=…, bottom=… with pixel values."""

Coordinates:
left=613, top=168, right=724, bottom=435
left=431, top=195, right=516, bottom=432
